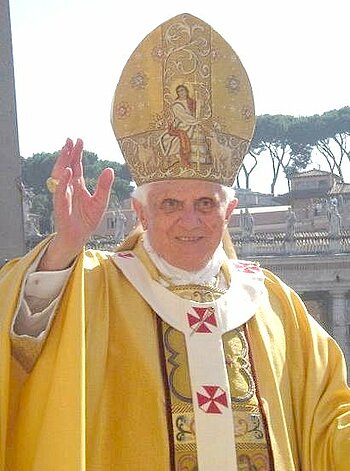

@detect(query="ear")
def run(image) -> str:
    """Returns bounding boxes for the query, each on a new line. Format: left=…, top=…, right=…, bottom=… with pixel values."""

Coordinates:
left=225, top=198, right=238, bottom=221
left=132, top=198, right=148, bottom=230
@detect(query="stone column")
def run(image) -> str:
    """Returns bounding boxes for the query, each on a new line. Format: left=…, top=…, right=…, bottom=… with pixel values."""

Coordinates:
left=0, top=0, right=25, bottom=266
left=331, top=290, right=350, bottom=375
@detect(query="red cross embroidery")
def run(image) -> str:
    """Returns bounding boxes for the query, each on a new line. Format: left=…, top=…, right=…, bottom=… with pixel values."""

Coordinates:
left=187, top=307, right=217, bottom=333
left=117, top=252, right=134, bottom=259
left=233, top=261, right=261, bottom=274
left=197, top=386, right=228, bottom=414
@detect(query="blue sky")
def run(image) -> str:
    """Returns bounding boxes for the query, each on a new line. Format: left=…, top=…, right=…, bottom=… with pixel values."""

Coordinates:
left=9, top=0, right=350, bottom=193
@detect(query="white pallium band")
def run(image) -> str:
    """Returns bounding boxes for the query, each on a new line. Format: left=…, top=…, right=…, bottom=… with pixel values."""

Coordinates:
left=113, top=251, right=265, bottom=471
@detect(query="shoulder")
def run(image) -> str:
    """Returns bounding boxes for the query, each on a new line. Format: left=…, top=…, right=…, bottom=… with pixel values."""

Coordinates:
left=82, top=249, right=125, bottom=285
left=84, top=248, right=114, bottom=269
left=230, top=259, right=263, bottom=274
left=228, top=259, right=301, bottom=309
left=228, top=259, right=266, bottom=291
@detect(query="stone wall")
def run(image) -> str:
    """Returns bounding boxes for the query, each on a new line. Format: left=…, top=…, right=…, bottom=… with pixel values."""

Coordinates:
left=0, top=0, right=25, bottom=265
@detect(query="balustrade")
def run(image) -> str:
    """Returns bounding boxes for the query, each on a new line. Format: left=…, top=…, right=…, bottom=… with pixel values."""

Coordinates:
left=234, top=231, right=350, bottom=257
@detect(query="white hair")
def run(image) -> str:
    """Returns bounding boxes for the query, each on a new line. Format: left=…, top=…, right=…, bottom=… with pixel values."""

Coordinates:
left=131, top=183, right=153, bottom=206
left=132, top=181, right=236, bottom=208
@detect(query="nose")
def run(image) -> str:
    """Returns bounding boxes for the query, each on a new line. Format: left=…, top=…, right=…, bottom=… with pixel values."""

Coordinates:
left=178, top=205, right=201, bottom=229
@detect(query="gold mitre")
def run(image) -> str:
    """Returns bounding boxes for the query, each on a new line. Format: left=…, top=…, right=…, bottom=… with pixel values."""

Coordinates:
left=111, top=13, right=255, bottom=187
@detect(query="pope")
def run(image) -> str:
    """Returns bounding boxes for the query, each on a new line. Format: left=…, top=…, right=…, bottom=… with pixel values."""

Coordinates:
left=1, top=13, right=349, bottom=471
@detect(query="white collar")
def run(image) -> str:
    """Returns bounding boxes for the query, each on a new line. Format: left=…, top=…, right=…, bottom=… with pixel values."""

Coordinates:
left=142, top=232, right=227, bottom=286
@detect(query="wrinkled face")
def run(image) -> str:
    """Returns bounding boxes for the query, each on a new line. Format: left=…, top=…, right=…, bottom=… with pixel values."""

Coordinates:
left=133, top=180, right=237, bottom=271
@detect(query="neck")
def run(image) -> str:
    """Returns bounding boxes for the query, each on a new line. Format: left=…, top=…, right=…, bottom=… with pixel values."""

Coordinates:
left=142, top=233, right=226, bottom=286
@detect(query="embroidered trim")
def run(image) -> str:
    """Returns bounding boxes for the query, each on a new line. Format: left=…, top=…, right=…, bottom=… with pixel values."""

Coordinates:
left=162, top=322, right=274, bottom=470
left=245, top=323, right=276, bottom=470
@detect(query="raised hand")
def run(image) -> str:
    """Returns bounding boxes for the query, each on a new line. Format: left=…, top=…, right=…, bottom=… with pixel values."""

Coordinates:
left=39, top=138, right=115, bottom=271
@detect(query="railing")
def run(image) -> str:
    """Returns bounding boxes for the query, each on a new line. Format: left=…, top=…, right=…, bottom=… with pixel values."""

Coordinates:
left=233, top=230, right=350, bottom=257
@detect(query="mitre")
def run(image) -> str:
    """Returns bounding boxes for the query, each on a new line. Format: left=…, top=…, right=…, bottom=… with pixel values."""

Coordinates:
left=111, top=13, right=255, bottom=187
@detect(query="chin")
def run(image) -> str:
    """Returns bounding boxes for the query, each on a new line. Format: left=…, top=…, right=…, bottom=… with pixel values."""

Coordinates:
left=171, top=257, right=208, bottom=272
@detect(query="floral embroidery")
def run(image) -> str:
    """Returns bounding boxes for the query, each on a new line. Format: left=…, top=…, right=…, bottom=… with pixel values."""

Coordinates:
left=152, top=44, right=165, bottom=61
left=174, top=414, right=195, bottom=442
left=211, top=47, right=221, bottom=61
left=225, top=329, right=255, bottom=402
left=226, top=75, right=240, bottom=94
left=177, top=453, right=198, bottom=471
left=238, top=452, right=270, bottom=470
left=241, top=106, right=254, bottom=120
left=130, top=71, right=148, bottom=89
left=115, top=101, right=131, bottom=119
left=235, top=413, right=264, bottom=440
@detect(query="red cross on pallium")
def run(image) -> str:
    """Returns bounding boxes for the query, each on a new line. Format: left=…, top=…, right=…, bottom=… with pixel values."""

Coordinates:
left=187, top=307, right=217, bottom=333
left=233, top=261, right=261, bottom=274
left=197, top=386, right=228, bottom=414
left=117, top=252, right=134, bottom=259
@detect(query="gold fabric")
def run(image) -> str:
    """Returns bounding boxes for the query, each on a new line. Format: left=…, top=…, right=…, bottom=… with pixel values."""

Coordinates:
left=162, top=278, right=272, bottom=469
left=160, top=277, right=273, bottom=470
left=1, top=236, right=350, bottom=470
left=0, top=238, right=85, bottom=470
left=111, top=13, right=255, bottom=187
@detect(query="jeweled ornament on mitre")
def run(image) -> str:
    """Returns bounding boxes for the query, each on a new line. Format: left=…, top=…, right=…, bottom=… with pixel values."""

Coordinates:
left=111, top=13, right=255, bottom=187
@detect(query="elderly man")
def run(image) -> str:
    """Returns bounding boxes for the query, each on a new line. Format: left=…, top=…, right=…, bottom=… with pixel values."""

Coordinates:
left=1, top=13, right=350, bottom=471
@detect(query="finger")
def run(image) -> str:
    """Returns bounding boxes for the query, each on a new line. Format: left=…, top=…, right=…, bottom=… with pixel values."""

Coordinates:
left=51, top=138, right=74, bottom=179
left=92, top=168, right=115, bottom=209
left=55, top=167, right=72, bottom=195
left=53, top=167, right=72, bottom=208
left=70, top=138, right=84, bottom=180
left=53, top=167, right=73, bottom=226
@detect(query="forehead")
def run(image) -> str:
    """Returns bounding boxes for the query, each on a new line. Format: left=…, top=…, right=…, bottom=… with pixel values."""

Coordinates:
left=148, top=180, right=223, bottom=201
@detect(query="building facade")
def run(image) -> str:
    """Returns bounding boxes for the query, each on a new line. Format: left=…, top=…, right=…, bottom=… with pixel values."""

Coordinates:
left=231, top=169, right=350, bottom=374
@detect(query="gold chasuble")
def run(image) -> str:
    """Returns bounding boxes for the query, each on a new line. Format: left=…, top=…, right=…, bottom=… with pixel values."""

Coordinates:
left=1, top=235, right=350, bottom=470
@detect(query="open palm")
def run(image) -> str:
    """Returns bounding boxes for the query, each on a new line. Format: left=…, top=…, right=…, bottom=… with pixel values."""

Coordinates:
left=40, top=138, right=114, bottom=270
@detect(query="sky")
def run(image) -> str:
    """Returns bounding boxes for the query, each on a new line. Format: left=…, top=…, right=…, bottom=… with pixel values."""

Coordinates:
left=8, top=0, right=350, bottom=194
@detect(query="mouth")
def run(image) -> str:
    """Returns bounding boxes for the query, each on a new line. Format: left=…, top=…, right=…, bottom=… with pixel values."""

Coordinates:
left=175, top=236, right=204, bottom=242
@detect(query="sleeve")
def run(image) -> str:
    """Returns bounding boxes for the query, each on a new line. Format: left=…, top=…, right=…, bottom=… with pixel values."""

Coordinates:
left=13, top=268, right=72, bottom=337
left=10, top=251, right=73, bottom=373
left=291, top=293, right=350, bottom=470
left=262, top=271, right=350, bottom=470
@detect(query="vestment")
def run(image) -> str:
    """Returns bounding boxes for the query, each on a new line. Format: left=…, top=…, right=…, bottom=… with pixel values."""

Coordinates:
left=1, top=234, right=350, bottom=470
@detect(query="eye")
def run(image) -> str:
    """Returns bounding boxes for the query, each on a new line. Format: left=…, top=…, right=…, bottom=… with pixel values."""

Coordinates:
left=160, top=198, right=182, bottom=212
left=195, top=197, right=216, bottom=213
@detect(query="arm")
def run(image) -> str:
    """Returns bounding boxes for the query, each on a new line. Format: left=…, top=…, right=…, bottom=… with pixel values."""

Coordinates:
left=10, top=138, right=114, bottom=371
left=260, top=272, right=350, bottom=469
left=292, top=294, right=350, bottom=470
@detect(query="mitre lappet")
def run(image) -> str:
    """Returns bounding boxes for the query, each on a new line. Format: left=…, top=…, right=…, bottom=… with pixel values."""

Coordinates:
left=111, top=13, right=255, bottom=187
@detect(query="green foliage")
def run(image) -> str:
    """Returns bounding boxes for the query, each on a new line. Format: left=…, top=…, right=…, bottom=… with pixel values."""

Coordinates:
left=21, top=152, right=57, bottom=192
left=240, top=107, right=350, bottom=194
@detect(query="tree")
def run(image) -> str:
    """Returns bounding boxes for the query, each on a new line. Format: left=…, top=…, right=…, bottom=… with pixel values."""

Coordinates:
left=308, top=107, right=350, bottom=180
left=21, top=152, right=57, bottom=193
left=235, top=151, right=258, bottom=190
left=246, top=115, right=312, bottom=195
left=236, top=108, right=349, bottom=194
